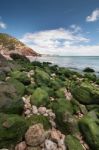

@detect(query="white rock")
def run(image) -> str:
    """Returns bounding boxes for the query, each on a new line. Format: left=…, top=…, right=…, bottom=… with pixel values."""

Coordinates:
left=24, top=109, right=31, bottom=115
left=45, top=139, right=57, bottom=150
left=32, top=105, right=38, bottom=114
left=38, top=107, right=46, bottom=115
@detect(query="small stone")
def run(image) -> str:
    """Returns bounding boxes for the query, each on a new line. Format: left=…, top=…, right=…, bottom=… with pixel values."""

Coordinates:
left=45, top=139, right=57, bottom=150
left=25, top=124, right=46, bottom=146
left=43, top=113, right=49, bottom=117
left=24, top=109, right=31, bottom=115
left=32, top=105, right=38, bottom=114
left=24, top=103, right=31, bottom=109
left=38, top=107, right=47, bottom=115
left=48, top=112, right=55, bottom=119
left=15, top=141, right=27, bottom=150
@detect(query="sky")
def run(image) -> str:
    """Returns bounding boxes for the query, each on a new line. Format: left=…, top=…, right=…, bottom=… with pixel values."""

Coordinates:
left=0, top=0, right=99, bottom=56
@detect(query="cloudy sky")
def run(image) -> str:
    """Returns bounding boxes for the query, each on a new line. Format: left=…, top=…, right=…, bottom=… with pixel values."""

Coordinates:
left=0, top=0, right=99, bottom=56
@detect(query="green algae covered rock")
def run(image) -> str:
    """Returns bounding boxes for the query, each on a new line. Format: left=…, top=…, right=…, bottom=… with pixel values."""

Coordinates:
left=34, top=68, right=50, bottom=86
left=30, top=88, right=49, bottom=107
left=27, top=114, right=51, bottom=130
left=0, top=82, right=24, bottom=114
left=55, top=87, right=66, bottom=98
left=65, top=135, right=83, bottom=150
left=0, top=70, right=6, bottom=81
left=0, top=113, right=28, bottom=148
left=7, top=78, right=25, bottom=97
left=10, top=70, right=31, bottom=85
left=50, top=98, right=77, bottom=134
left=71, top=81, right=99, bottom=104
left=84, top=73, right=96, bottom=82
left=79, top=111, right=99, bottom=150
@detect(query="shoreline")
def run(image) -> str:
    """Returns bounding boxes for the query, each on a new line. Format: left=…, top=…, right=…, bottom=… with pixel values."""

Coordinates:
left=0, top=54, right=99, bottom=150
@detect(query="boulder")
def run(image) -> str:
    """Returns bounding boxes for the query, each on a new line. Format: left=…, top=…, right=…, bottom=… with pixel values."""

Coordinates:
left=71, top=81, right=99, bottom=104
left=7, top=78, right=25, bottom=97
left=30, top=88, right=49, bottom=107
left=50, top=98, right=76, bottom=134
left=0, top=113, right=28, bottom=148
left=79, top=111, right=99, bottom=150
left=0, top=81, right=24, bottom=114
left=10, top=70, right=31, bottom=85
left=25, top=124, right=46, bottom=146
left=26, top=114, right=51, bottom=130
left=34, top=68, right=50, bottom=86
left=65, top=135, right=83, bottom=150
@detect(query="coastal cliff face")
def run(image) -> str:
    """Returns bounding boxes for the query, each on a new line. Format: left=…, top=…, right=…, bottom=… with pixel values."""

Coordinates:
left=0, top=33, right=40, bottom=58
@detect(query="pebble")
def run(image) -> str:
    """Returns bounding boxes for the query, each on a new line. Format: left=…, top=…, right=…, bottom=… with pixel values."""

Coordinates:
left=38, top=107, right=46, bottom=115
left=15, top=141, right=27, bottom=150
left=32, top=105, right=38, bottom=114
left=24, top=109, right=31, bottom=115
left=45, top=139, right=57, bottom=150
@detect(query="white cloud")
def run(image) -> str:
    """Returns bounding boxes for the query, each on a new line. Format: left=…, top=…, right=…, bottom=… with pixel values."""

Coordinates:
left=0, top=21, right=7, bottom=29
left=86, top=9, right=99, bottom=22
left=19, top=27, right=99, bottom=56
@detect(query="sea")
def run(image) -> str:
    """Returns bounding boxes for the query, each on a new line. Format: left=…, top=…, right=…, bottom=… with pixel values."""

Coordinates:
left=28, top=56, right=99, bottom=73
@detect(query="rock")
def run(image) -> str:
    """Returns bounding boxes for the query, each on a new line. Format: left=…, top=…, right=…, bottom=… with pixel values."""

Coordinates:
left=65, top=135, right=83, bottom=150
left=15, top=141, right=27, bottom=150
left=50, top=98, right=74, bottom=133
left=26, top=115, right=51, bottom=130
left=71, top=81, right=99, bottom=105
left=32, top=105, right=38, bottom=114
left=79, top=111, right=99, bottom=150
left=38, top=107, right=46, bottom=115
left=50, top=128, right=63, bottom=143
left=0, top=81, right=24, bottom=114
left=27, top=146, right=41, bottom=150
left=7, top=78, right=25, bottom=97
left=25, top=124, right=46, bottom=146
left=24, top=109, right=31, bottom=115
left=45, top=139, right=57, bottom=150
left=30, top=88, right=49, bottom=107
left=84, top=73, right=96, bottom=82
left=10, top=70, right=31, bottom=85
left=34, top=68, right=50, bottom=86
left=0, top=113, right=28, bottom=148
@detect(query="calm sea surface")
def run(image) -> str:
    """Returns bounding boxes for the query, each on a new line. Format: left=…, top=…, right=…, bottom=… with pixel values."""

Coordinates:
left=29, top=56, right=99, bottom=72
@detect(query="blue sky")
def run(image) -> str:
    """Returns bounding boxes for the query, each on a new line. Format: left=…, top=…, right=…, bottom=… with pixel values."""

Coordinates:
left=0, top=0, right=99, bottom=55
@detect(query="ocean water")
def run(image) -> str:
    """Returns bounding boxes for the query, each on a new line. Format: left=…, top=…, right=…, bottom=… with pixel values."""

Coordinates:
left=29, top=56, right=99, bottom=72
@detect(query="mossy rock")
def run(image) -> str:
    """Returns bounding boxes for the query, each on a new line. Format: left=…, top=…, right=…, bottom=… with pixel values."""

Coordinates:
left=55, top=87, right=66, bottom=98
left=30, top=88, right=49, bottom=107
left=0, top=70, right=6, bottom=81
left=34, top=68, right=50, bottom=86
left=10, top=70, right=31, bottom=85
left=27, top=114, right=51, bottom=130
left=0, top=82, right=24, bottom=114
left=71, top=82, right=99, bottom=105
left=84, top=73, right=96, bottom=82
left=79, top=111, right=99, bottom=150
left=0, top=113, right=28, bottom=148
left=65, top=135, right=83, bottom=150
left=83, top=67, right=95, bottom=73
left=26, top=83, right=37, bottom=95
left=49, top=78, right=65, bottom=90
left=50, top=98, right=77, bottom=134
left=7, top=78, right=25, bottom=97
left=86, top=104, right=99, bottom=111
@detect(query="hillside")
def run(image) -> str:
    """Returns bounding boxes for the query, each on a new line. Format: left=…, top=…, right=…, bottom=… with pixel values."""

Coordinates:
left=0, top=33, right=40, bottom=57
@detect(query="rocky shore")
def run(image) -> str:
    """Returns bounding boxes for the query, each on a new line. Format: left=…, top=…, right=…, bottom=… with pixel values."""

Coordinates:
left=0, top=53, right=99, bottom=150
